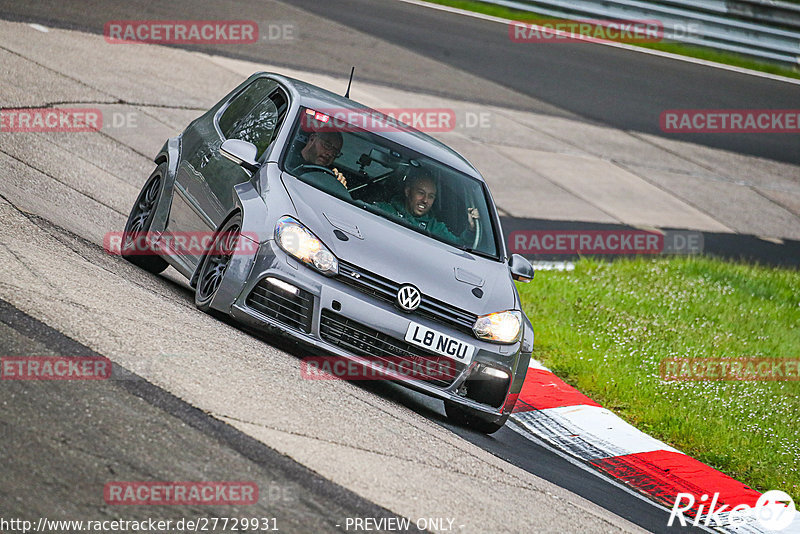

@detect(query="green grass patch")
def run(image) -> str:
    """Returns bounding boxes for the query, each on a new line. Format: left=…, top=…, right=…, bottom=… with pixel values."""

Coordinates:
left=517, top=256, right=800, bottom=501
left=425, top=0, right=800, bottom=80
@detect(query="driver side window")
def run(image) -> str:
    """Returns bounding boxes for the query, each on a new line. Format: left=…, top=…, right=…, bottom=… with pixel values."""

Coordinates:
left=219, top=78, right=286, bottom=159
left=227, top=98, right=278, bottom=160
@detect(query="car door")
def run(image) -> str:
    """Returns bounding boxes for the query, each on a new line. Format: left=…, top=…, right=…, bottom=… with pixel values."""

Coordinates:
left=168, top=77, right=286, bottom=271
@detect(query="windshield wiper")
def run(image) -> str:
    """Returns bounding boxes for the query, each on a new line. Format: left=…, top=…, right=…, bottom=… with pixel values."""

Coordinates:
left=354, top=200, right=387, bottom=217
left=452, top=243, right=499, bottom=260
left=348, top=169, right=394, bottom=193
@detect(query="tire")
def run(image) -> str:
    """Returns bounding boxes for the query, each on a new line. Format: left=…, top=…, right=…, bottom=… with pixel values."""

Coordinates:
left=444, top=400, right=509, bottom=435
left=121, top=164, right=169, bottom=274
left=194, top=213, right=243, bottom=312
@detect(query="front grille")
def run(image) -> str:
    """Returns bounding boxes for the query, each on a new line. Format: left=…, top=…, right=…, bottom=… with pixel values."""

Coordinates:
left=246, top=279, right=314, bottom=333
left=319, top=309, right=463, bottom=388
left=337, top=261, right=477, bottom=334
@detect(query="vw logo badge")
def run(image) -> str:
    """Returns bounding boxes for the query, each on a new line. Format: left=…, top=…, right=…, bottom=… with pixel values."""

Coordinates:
left=396, top=285, right=421, bottom=312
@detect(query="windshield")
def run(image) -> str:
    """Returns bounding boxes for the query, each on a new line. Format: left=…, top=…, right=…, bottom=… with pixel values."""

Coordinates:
left=280, top=107, right=500, bottom=258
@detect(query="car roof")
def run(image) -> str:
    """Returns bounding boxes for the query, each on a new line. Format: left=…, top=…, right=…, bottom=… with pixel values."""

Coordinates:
left=261, top=72, right=484, bottom=181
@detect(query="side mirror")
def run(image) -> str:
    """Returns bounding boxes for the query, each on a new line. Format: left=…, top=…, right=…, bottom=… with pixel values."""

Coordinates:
left=220, top=139, right=259, bottom=173
left=509, top=254, right=534, bottom=283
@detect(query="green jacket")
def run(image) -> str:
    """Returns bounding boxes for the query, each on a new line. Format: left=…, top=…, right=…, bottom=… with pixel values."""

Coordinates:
left=374, top=198, right=468, bottom=244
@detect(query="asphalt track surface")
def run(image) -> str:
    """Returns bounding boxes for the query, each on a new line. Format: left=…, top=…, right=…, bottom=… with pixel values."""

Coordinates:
left=0, top=17, right=656, bottom=533
left=0, top=1, right=793, bottom=533
left=0, top=0, right=797, bottom=164
left=284, top=0, right=800, bottom=165
left=0, top=300, right=411, bottom=533
left=0, top=296, right=700, bottom=534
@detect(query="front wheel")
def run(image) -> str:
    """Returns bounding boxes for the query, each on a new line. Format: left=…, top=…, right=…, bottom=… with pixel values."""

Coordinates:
left=444, top=400, right=508, bottom=434
left=121, top=164, right=169, bottom=274
left=194, top=213, right=243, bottom=312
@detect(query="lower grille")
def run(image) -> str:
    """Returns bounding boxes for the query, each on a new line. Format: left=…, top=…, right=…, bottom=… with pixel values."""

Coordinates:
left=319, top=309, right=462, bottom=387
left=246, top=279, right=314, bottom=333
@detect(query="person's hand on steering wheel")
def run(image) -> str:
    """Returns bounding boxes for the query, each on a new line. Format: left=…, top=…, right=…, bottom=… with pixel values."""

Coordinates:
left=332, top=168, right=347, bottom=189
left=467, top=207, right=479, bottom=230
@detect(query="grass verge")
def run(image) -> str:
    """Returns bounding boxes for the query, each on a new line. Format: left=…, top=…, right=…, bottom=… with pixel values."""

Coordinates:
left=517, top=256, right=800, bottom=501
left=423, top=0, right=800, bottom=80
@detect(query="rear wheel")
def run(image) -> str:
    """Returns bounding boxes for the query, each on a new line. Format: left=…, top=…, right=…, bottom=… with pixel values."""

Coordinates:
left=195, top=213, right=242, bottom=312
left=444, top=400, right=508, bottom=434
left=121, top=164, right=169, bottom=274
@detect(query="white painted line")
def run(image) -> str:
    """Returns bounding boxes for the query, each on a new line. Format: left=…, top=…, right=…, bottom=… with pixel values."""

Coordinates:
left=29, top=23, right=50, bottom=33
left=722, top=513, right=800, bottom=534
left=528, top=358, right=551, bottom=371
left=513, top=404, right=680, bottom=459
left=780, top=517, right=800, bottom=534
left=394, top=0, right=800, bottom=86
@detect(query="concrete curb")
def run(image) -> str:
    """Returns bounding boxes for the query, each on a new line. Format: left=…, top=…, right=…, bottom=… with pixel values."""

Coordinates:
left=509, top=361, right=800, bottom=533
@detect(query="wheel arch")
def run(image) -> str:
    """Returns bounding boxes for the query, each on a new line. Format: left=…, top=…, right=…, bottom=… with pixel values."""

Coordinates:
left=510, top=317, right=534, bottom=396
left=149, top=136, right=181, bottom=234
left=190, top=180, right=268, bottom=315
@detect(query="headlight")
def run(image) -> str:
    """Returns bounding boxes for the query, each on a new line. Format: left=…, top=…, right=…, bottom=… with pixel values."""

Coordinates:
left=275, top=216, right=338, bottom=275
left=473, top=310, right=522, bottom=343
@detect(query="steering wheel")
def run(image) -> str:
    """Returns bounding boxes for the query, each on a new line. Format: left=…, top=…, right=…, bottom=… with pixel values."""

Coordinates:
left=472, top=217, right=481, bottom=250
left=292, top=163, right=337, bottom=177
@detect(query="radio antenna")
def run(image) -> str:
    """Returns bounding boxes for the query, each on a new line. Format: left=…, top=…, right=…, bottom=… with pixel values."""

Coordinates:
left=344, top=67, right=355, bottom=99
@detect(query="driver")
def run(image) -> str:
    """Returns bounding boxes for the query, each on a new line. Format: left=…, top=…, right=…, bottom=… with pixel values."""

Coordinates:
left=374, top=171, right=479, bottom=244
left=296, top=131, right=348, bottom=188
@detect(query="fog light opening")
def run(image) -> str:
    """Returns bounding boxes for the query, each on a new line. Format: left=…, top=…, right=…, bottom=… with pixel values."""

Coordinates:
left=461, top=365, right=511, bottom=408
left=266, top=277, right=300, bottom=297
left=481, top=366, right=510, bottom=380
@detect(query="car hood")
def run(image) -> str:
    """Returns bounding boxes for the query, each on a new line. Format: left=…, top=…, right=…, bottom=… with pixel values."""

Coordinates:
left=281, top=173, right=517, bottom=315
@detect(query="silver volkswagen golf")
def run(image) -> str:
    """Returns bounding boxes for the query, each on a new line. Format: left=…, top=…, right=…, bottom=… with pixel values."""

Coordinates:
left=122, top=72, right=535, bottom=433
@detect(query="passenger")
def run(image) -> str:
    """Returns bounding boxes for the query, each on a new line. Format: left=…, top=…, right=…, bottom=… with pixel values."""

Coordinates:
left=374, top=171, right=479, bottom=244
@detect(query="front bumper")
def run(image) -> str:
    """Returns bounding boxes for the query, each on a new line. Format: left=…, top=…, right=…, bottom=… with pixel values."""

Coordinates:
left=221, top=239, right=525, bottom=420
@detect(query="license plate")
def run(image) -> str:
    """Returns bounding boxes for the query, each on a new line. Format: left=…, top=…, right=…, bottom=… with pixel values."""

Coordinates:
left=404, top=322, right=475, bottom=365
